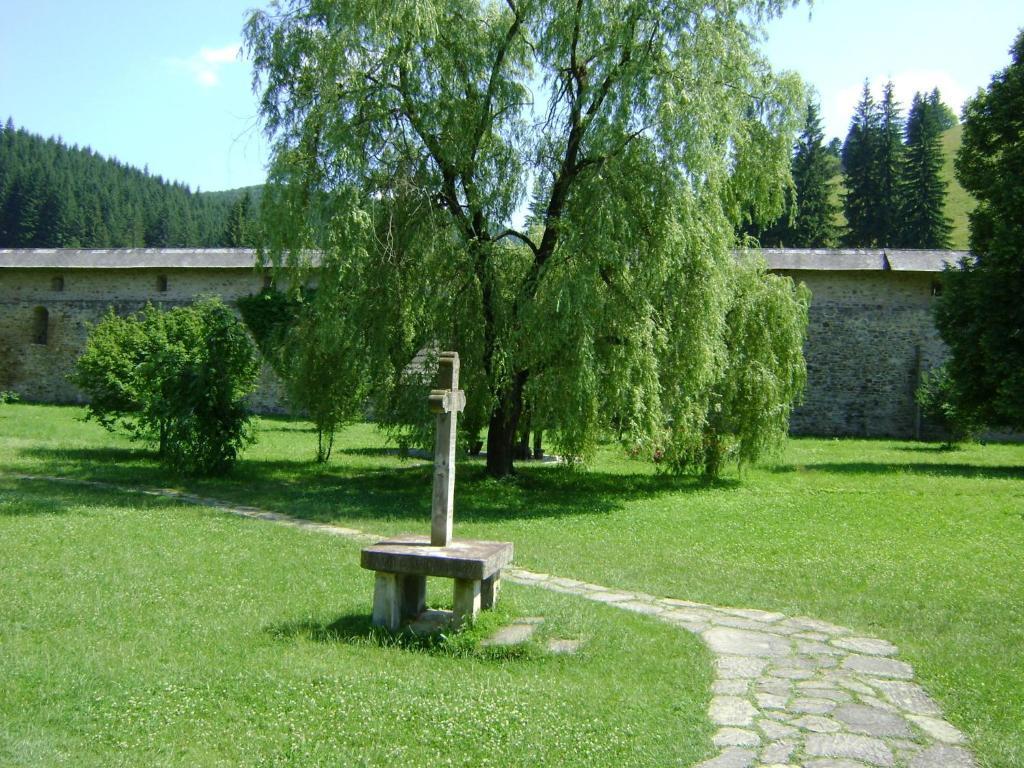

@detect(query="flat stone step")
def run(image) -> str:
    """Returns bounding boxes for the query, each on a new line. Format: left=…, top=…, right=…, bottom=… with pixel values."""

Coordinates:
left=482, top=617, right=544, bottom=647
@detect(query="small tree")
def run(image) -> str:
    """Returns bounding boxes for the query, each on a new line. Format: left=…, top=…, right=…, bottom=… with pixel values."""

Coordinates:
left=915, top=364, right=981, bottom=448
left=71, top=299, right=259, bottom=475
left=670, top=255, right=810, bottom=480
left=791, top=101, right=841, bottom=247
left=896, top=91, right=952, bottom=249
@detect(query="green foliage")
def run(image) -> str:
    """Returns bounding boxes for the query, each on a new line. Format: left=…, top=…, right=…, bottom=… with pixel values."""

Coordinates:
left=915, top=363, right=980, bottom=447
left=897, top=91, right=953, bottom=249
left=938, top=30, right=1024, bottom=431
left=0, top=390, right=19, bottom=404
left=245, top=0, right=807, bottom=477
left=790, top=102, right=841, bottom=247
left=668, top=256, right=809, bottom=479
left=0, top=119, right=259, bottom=247
left=842, top=81, right=905, bottom=246
left=71, top=299, right=259, bottom=475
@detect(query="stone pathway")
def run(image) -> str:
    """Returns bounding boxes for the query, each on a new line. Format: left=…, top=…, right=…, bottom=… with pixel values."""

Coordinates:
left=4, top=472, right=977, bottom=768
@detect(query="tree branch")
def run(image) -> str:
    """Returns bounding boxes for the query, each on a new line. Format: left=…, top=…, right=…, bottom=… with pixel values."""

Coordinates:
left=495, top=228, right=539, bottom=255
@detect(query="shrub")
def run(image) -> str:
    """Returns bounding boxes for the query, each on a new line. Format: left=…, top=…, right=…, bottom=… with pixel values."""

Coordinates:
left=71, top=299, right=259, bottom=475
left=916, top=364, right=982, bottom=447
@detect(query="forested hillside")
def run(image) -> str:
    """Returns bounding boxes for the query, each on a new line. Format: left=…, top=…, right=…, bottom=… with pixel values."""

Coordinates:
left=0, top=119, right=260, bottom=248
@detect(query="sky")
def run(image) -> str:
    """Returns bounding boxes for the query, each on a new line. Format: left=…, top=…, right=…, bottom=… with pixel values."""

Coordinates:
left=1, top=1, right=1021, bottom=192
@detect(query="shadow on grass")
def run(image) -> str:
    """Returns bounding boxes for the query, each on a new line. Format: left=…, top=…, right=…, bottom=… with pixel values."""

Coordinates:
left=264, top=613, right=510, bottom=658
left=802, top=462, right=1024, bottom=481
left=16, top=444, right=709, bottom=524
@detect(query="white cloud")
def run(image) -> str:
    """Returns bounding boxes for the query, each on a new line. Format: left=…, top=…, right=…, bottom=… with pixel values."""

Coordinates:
left=171, top=43, right=241, bottom=88
left=823, top=70, right=972, bottom=141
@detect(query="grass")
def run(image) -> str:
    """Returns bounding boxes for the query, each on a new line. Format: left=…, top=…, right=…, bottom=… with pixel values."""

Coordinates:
left=0, top=473, right=712, bottom=767
left=940, top=123, right=976, bottom=251
left=2, top=403, right=1023, bottom=767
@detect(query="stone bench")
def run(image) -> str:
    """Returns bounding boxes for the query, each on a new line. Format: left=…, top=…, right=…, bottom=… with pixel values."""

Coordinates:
left=360, top=535, right=514, bottom=631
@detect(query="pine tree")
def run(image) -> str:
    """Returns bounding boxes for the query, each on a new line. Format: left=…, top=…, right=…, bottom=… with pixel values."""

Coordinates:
left=897, top=92, right=953, bottom=249
left=791, top=102, right=840, bottom=247
left=875, top=82, right=905, bottom=246
left=842, top=82, right=881, bottom=245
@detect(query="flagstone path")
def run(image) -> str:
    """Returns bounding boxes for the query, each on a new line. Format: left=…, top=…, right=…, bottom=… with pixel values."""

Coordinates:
left=6, top=472, right=978, bottom=768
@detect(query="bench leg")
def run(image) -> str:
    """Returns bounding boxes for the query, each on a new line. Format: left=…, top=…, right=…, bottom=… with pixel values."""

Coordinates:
left=481, top=572, right=501, bottom=609
left=452, top=578, right=481, bottom=626
left=371, top=572, right=402, bottom=631
left=401, top=574, right=427, bottom=619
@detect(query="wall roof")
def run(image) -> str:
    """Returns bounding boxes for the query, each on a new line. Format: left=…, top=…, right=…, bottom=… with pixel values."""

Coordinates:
left=0, top=247, right=969, bottom=273
left=0, top=248, right=259, bottom=270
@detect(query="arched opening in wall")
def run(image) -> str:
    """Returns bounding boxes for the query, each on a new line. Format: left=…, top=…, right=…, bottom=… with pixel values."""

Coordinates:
left=51, top=275, right=64, bottom=291
left=931, top=280, right=943, bottom=297
left=157, top=274, right=168, bottom=292
left=262, top=274, right=273, bottom=291
left=32, top=307, right=49, bottom=345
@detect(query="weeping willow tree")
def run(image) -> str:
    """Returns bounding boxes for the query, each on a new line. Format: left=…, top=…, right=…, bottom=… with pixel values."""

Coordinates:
left=245, top=0, right=806, bottom=477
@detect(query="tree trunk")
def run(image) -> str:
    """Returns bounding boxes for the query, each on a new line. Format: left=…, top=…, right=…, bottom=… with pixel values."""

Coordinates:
left=485, top=374, right=527, bottom=478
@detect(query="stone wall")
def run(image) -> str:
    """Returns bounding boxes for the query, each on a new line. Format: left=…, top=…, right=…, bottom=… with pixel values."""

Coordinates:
left=782, top=270, right=947, bottom=439
left=0, top=267, right=287, bottom=412
left=0, top=253, right=959, bottom=437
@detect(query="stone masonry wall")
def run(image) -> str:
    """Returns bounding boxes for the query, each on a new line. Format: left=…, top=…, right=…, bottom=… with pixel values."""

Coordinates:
left=1, top=263, right=953, bottom=436
left=0, top=268, right=287, bottom=412
left=783, top=270, right=947, bottom=439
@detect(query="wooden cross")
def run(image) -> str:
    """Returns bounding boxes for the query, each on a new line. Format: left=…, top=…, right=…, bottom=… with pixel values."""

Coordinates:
left=428, top=351, right=466, bottom=547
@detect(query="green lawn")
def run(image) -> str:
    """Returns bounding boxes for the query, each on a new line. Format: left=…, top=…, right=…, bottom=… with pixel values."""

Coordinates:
left=2, top=404, right=1023, bottom=767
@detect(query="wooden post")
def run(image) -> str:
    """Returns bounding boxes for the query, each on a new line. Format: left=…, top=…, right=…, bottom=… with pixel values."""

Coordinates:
left=428, top=352, right=465, bottom=547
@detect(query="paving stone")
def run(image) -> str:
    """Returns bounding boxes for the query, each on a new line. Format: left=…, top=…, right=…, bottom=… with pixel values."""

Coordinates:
left=760, top=740, right=796, bottom=764
left=758, top=719, right=799, bottom=739
left=805, top=733, right=895, bottom=767
left=808, top=654, right=841, bottom=668
left=796, top=686, right=852, bottom=702
left=584, top=590, right=634, bottom=603
left=762, top=710, right=789, bottom=722
left=481, top=620, right=541, bottom=646
left=833, top=677, right=878, bottom=696
left=805, top=761, right=874, bottom=768
left=713, top=679, right=751, bottom=695
left=717, top=607, right=787, bottom=623
left=662, top=608, right=714, bottom=624
left=710, top=696, right=759, bottom=727
left=909, top=744, right=977, bottom=768
left=841, top=654, right=914, bottom=679
left=780, top=617, right=852, bottom=636
left=618, top=600, right=665, bottom=615
left=709, top=614, right=785, bottom=632
left=713, top=727, right=761, bottom=748
left=831, top=636, right=899, bottom=656
left=889, top=739, right=923, bottom=753
left=660, top=597, right=707, bottom=608
left=907, top=714, right=966, bottom=744
left=871, top=680, right=942, bottom=716
left=703, top=628, right=792, bottom=657
left=833, top=703, right=914, bottom=738
left=755, top=692, right=788, bottom=710
left=716, top=655, right=770, bottom=679
left=693, top=747, right=757, bottom=768
left=770, top=666, right=816, bottom=680
left=789, top=697, right=838, bottom=715
left=756, top=679, right=793, bottom=696
left=791, top=715, right=842, bottom=733
left=794, top=631, right=831, bottom=642
left=546, top=638, right=583, bottom=654
left=858, top=694, right=898, bottom=713
left=798, top=640, right=845, bottom=656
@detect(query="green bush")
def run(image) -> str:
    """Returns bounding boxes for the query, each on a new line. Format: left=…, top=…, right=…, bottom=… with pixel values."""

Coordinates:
left=916, top=363, right=982, bottom=447
left=71, top=299, right=260, bottom=475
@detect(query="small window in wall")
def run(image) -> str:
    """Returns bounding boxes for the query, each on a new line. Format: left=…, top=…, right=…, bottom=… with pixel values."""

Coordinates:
left=51, top=275, right=64, bottom=291
left=262, top=275, right=273, bottom=291
left=32, top=307, right=49, bottom=345
left=931, top=280, right=943, bottom=297
left=157, top=274, right=168, bottom=292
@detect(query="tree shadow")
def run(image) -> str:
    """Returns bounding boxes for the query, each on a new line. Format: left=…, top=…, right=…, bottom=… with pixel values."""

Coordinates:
left=803, top=462, right=1024, bottom=481
left=14, top=443, right=720, bottom=525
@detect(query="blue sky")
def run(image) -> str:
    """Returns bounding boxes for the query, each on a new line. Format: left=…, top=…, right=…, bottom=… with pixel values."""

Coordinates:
left=2, top=1, right=1020, bottom=192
